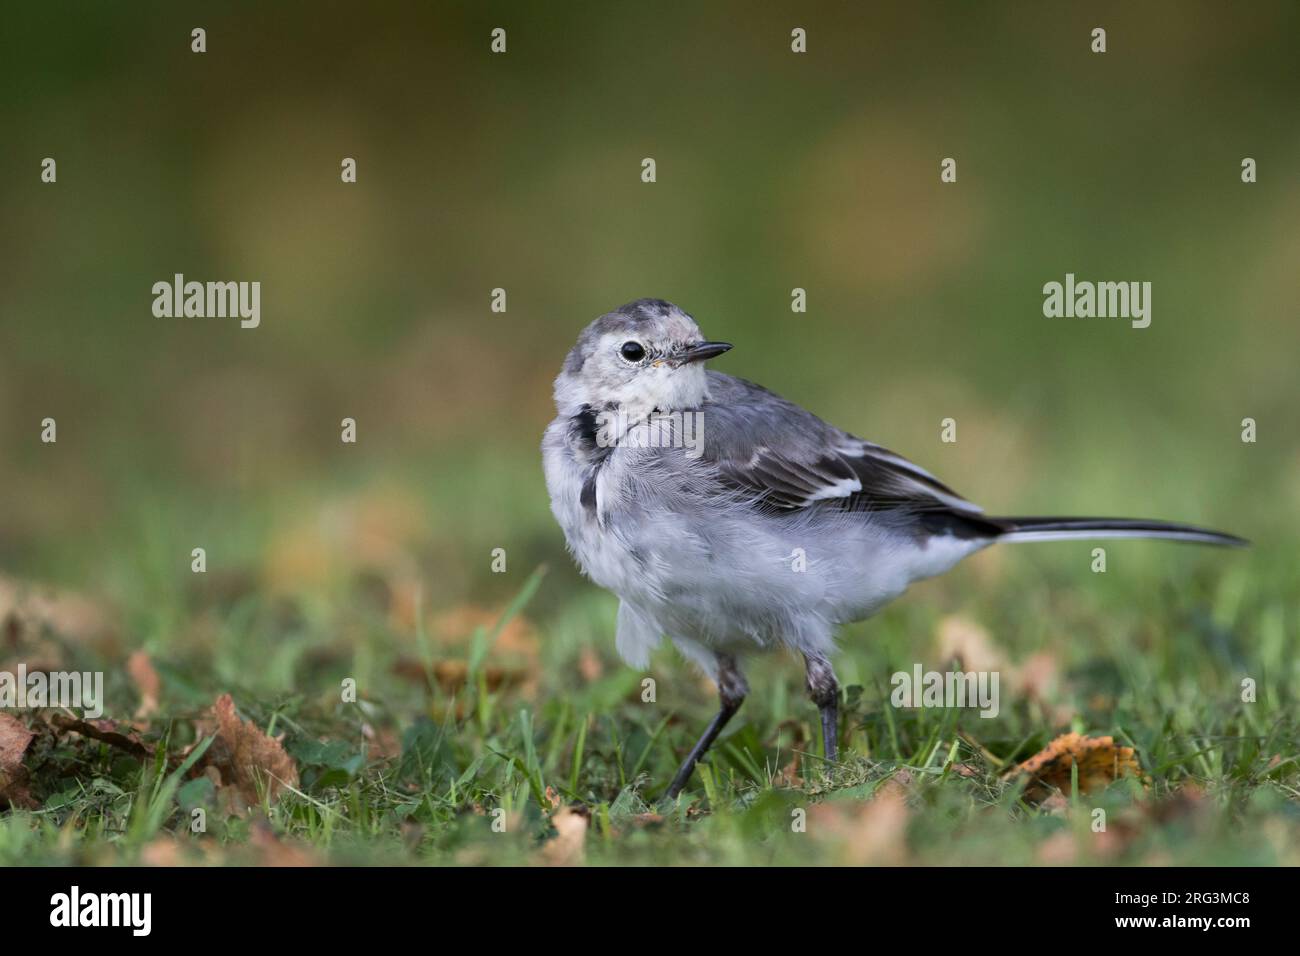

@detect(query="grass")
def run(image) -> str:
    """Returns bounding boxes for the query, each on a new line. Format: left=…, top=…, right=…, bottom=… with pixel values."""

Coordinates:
left=3, top=500, right=1297, bottom=866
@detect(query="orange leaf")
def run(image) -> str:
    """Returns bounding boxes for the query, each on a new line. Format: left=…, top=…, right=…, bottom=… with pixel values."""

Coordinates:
left=1007, top=732, right=1142, bottom=802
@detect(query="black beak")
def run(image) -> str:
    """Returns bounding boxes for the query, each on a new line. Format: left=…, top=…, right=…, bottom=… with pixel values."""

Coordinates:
left=677, top=341, right=733, bottom=365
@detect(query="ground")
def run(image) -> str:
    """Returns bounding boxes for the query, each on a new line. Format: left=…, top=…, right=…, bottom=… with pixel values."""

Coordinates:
left=2, top=485, right=1295, bottom=866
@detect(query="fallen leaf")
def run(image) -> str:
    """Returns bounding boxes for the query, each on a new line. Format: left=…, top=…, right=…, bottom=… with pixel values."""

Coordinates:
left=877, top=769, right=915, bottom=799
left=139, top=838, right=188, bottom=867
left=772, top=756, right=804, bottom=789
left=577, top=646, right=603, bottom=683
left=433, top=659, right=526, bottom=694
left=936, top=614, right=1005, bottom=674
left=47, top=714, right=153, bottom=761
left=1014, top=652, right=1059, bottom=701
left=0, top=575, right=116, bottom=649
left=127, top=650, right=161, bottom=719
left=537, top=806, right=589, bottom=866
left=261, top=488, right=428, bottom=595
left=0, top=712, right=36, bottom=809
left=429, top=604, right=540, bottom=658
left=400, top=820, right=424, bottom=850
left=205, top=694, right=299, bottom=804
left=391, top=658, right=530, bottom=703
left=1035, top=830, right=1077, bottom=865
left=247, top=818, right=320, bottom=866
left=360, top=722, right=402, bottom=762
left=1005, top=732, right=1143, bottom=802
left=1, top=602, right=65, bottom=674
left=1039, top=791, right=1071, bottom=817
left=809, top=788, right=910, bottom=865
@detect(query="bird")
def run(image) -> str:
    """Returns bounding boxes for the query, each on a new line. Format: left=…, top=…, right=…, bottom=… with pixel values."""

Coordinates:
left=541, top=298, right=1246, bottom=799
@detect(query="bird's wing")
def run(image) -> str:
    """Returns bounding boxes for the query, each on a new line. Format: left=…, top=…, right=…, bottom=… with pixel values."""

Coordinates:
left=700, top=373, right=984, bottom=516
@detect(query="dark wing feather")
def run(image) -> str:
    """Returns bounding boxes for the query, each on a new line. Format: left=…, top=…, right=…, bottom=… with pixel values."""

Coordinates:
left=700, top=373, right=986, bottom=518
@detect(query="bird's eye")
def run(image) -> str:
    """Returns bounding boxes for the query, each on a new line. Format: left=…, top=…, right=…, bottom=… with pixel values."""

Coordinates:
left=620, top=341, right=646, bottom=362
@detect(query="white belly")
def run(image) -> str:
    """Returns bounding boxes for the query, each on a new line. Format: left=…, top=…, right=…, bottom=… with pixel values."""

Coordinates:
left=542, top=423, right=987, bottom=665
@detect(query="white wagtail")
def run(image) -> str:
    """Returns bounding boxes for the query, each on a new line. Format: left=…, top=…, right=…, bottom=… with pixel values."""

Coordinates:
left=542, top=298, right=1246, bottom=798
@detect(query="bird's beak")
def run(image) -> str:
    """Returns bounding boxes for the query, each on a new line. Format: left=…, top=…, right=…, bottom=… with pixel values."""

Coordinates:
left=676, top=341, right=733, bottom=365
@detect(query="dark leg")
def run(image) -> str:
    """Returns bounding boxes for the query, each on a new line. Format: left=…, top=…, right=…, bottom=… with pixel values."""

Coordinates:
left=804, top=653, right=840, bottom=764
left=664, top=654, right=747, bottom=799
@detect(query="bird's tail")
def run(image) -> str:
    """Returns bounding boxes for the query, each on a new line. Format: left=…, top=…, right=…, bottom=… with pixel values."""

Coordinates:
left=989, top=516, right=1248, bottom=548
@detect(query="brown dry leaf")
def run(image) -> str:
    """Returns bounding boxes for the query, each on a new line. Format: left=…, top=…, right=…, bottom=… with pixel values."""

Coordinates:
left=47, top=714, right=154, bottom=761
left=772, top=756, right=804, bottom=789
left=1034, top=802, right=1150, bottom=864
left=205, top=694, right=299, bottom=804
left=429, top=605, right=539, bottom=659
left=140, top=837, right=189, bottom=867
left=809, top=788, right=910, bottom=866
left=390, top=658, right=530, bottom=706
left=0, top=712, right=36, bottom=810
left=2, top=595, right=65, bottom=675
left=1035, top=785, right=1207, bottom=864
left=1035, top=830, right=1078, bottom=865
left=392, top=604, right=540, bottom=708
left=247, top=819, right=320, bottom=867
left=0, top=634, right=65, bottom=674
left=139, top=836, right=225, bottom=867
left=1011, top=651, right=1074, bottom=727
left=432, top=659, right=527, bottom=694
left=1014, top=652, right=1059, bottom=701
left=127, top=650, right=161, bottom=719
left=199, top=764, right=252, bottom=819
left=360, top=722, right=402, bottom=762
left=537, top=806, right=589, bottom=866
left=261, top=488, right=428, bottom=595
left=1039, top=791, right=1071, bottom=817
left=935, top=614, right=1004, bottom=674
left=877, top=769, right=915, bottom=799
left=1005, top=732, right=1143, bottom=802
left=0, top=575, right=116, bottom=649
left=577, top=646, right=603, bottom=683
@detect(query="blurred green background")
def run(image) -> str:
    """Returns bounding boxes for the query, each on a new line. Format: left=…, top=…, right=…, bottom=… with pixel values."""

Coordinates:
left=1, top=0, right=1297, bottom=650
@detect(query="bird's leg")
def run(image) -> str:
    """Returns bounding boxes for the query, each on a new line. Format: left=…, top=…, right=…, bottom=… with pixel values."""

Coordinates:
left=664, top=654, right=747, bottom=799
left=803, top=653, right=840, bottom=764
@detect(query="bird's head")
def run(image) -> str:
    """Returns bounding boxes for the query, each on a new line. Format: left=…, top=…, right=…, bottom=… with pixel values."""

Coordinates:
left=553, top=299, right=731, bottom=420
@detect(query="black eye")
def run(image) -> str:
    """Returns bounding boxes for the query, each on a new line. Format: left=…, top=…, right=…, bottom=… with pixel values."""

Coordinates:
left=620, top=341, right=646, bottom=362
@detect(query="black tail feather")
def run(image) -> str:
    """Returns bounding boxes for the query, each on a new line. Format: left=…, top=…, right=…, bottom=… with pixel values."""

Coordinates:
left=990, top=516, right=1248, bottom=548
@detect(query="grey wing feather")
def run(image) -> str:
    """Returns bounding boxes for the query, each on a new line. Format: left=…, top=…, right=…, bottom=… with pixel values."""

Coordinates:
left=701, top=373, right=984, bottom=516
